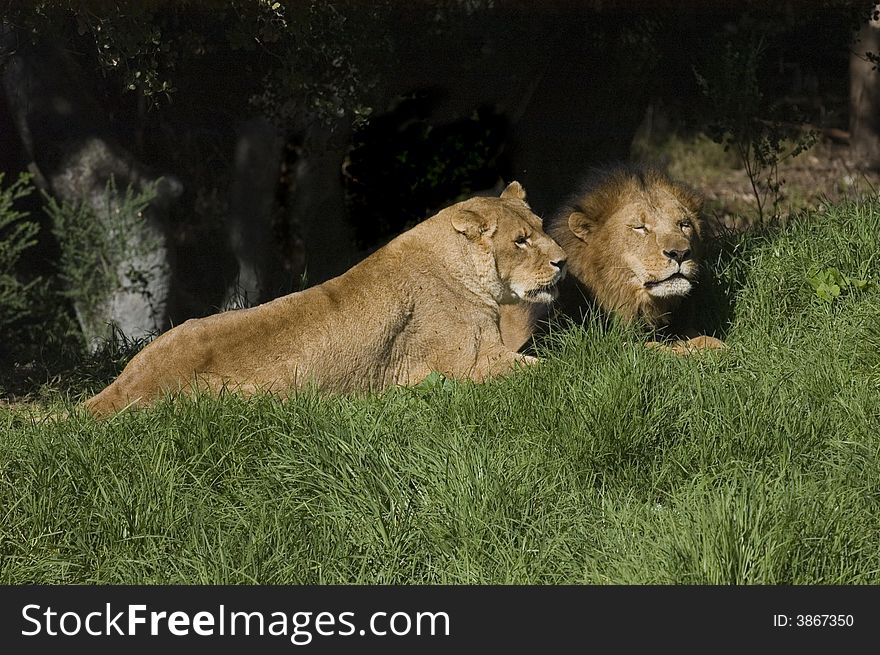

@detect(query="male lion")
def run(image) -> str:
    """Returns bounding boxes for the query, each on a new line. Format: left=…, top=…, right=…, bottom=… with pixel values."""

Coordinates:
left=85, top=182, right=566, bottom=416
left=500, top=166, right=724, bottom=353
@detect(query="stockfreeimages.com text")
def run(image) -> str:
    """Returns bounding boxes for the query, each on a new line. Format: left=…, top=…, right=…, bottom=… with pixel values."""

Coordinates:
left=22, top=603, right=450, bottom=645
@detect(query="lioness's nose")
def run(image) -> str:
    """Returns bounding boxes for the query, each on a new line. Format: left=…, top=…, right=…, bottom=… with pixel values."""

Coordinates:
left=550, top=257, right=566, bottom=272
left=663, top=248, right=690, bottom=263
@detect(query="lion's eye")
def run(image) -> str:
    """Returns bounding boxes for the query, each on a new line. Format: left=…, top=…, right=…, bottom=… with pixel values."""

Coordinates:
left=632, top=225, right=647, bottom=234
left=680, top=220, right=692, bottom=230
left=515, top=235, right=530, bottom=247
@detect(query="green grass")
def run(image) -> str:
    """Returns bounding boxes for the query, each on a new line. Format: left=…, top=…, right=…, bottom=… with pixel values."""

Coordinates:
left=2, top=200, right=879, bottom=584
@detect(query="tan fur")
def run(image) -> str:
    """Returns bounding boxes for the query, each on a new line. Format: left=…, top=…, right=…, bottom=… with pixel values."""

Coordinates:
left=85, top=182, right=566, bottom=417
left=500, top=167, right=724, bottom=353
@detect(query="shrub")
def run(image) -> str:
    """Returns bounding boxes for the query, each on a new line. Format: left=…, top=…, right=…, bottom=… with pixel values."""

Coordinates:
left=0, top=174, right=40, bottom=361
left=44, top=178, right=162, bottom=348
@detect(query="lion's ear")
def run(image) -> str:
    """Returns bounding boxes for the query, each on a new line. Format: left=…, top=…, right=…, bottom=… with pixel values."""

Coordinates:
left=452, top=209, right=498, bottom=240
left=568, top=211, right=595, bottom=242
left=500, top=181, right=527, bottom=203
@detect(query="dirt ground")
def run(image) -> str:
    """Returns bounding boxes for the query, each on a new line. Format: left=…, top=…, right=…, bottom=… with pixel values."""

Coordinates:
left=635, top=132, right=880, bottom=235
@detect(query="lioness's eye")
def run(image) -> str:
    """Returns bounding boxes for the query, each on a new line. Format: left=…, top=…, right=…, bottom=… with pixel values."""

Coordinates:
left=515, top=235, right=530, bottom=247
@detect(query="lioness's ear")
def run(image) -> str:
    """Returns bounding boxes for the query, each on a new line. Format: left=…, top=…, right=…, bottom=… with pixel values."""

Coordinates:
left=452, top=209, right=498, bottom=240
left=568, top=211, right=595, bottom=242
left=500, top=181, right=527, bottom=203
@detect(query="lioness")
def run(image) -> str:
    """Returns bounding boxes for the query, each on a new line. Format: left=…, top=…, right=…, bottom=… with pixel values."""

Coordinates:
left=500, top=166, right=724, bottom=353
left=85, top=182, right=566, bottom=416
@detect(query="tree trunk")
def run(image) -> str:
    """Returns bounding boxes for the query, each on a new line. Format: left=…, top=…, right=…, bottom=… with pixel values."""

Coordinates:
left=2, top=39, right=182, bottom=350
left=850, top=6, right=880, bottom=168
left=222, top=116, right=285, bottom=308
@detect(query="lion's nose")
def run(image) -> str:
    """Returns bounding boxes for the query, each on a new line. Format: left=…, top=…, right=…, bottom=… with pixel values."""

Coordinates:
left=550, top=257, right=566, bottom=272
left=663, top=249, right=690, bottom=263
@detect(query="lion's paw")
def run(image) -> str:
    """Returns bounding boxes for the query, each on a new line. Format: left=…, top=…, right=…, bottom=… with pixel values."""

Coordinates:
left=646, top=335, right=725, bottom=356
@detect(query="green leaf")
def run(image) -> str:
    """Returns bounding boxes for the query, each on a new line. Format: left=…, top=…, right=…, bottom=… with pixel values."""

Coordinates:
left=825, top=267, right=845, bottom=286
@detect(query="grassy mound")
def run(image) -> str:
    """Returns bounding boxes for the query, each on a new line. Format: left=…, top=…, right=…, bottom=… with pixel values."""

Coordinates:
left=2, top=200, right=878, bottom=583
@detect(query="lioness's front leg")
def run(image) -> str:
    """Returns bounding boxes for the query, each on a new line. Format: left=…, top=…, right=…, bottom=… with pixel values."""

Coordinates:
left=470, top=348, right=538, bottom=382
left=499, top=303, right=545, bottom=353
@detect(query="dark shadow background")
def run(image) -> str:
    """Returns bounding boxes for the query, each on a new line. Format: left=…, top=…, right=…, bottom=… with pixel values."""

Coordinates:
left=0, top=0, right=872, bottom=394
